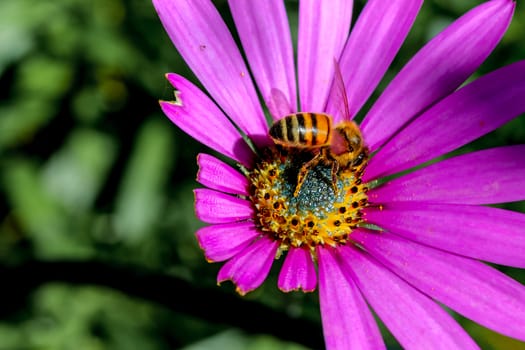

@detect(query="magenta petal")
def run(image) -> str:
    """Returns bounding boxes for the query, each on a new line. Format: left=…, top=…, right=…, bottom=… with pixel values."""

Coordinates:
left=161, top=74, right=254, bottom=167
left=369, top=145, right=525, bottom=205
left=297, top=0, right=352, bottom=112
left=196, top=222, right=260, bottom=262
left=340, top=246, right=478, bottom=350
left=326, top=0, right=423, bottom=123
left=229, top=0, right=296, bottom=114
left=196, top=153, right=249, bottom=196
left=152, top=0, right=268, bottom=144
left=352, top=229, right=525, bottom=341
left=278, top=247, right=317, bottom=292
left=194, top=188, right=252, bottom=224
left=365, top=60, right=525, bottom=181
left=362, top=0, right=515, bottom=151
left=217, top=236, right=278, bottom=295
left=317, top=246, right=385, bottom=350
left=364, top=202, right=525, bottom=268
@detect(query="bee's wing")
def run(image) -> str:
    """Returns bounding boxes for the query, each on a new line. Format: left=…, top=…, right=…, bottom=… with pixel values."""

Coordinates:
left=267, top=88, right=292, bottom=121
left=325, top=58, right=351, bottom=123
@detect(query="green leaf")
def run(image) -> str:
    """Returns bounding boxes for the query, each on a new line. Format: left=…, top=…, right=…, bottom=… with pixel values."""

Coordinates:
left=113, top=118, right=175, bottom=242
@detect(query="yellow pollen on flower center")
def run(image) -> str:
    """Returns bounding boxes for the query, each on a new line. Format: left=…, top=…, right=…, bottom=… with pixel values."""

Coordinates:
left=249, top=147, right=369, bottom=256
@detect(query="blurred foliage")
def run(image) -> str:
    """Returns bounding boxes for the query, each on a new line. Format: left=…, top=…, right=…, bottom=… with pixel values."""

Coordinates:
left=0, top=0, right=524, bottom=349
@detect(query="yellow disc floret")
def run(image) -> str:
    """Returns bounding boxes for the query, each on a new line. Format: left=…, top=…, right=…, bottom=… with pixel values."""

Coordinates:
left=249, top=147, right=369, bottom=257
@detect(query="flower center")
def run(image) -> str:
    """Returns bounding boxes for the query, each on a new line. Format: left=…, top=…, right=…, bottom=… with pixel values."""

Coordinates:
left=249, top=147, right=369, bottom=256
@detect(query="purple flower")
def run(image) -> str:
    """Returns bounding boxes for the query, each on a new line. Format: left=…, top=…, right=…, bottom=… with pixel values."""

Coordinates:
left=152, top=0, right=525, bottom=348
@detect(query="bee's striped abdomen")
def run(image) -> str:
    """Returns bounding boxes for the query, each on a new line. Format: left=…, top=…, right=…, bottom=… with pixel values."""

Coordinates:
left=269, top=113, right=332, bottom=148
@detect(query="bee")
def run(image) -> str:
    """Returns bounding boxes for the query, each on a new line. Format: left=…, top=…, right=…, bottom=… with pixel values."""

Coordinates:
left=269, top=61, right=368, bottom=197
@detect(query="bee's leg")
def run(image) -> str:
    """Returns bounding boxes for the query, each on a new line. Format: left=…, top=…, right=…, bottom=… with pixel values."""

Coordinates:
left=331, top=161, right=339, bottom=196
left=352, top=148, right=369, bottom=168
left=352, top=152, right=365, bottom=167
left=294, top=153, right=322, bottom=197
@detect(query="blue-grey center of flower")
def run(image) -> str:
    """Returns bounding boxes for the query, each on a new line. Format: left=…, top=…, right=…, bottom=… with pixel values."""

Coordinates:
left=278, top=159, right=347, bottom=217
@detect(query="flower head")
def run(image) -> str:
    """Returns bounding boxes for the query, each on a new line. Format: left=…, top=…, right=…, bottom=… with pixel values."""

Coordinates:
left=153, top=0, right=525, bottom=348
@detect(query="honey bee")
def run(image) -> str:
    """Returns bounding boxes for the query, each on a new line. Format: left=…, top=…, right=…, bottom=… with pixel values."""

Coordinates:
left=269, top=61, right=368, bottom=197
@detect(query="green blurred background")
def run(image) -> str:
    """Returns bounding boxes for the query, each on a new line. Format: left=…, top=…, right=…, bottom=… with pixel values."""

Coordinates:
left=0, top=0, right=524, bottom=349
